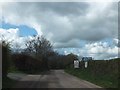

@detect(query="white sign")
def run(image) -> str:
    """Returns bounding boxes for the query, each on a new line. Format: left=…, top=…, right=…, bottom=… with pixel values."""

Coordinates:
left=85, top=62, right=88, bottom=68
left=74, top=60, right=79, bottom=68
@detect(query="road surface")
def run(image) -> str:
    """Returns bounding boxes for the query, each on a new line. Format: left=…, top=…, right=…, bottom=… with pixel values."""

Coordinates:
left=8, top=70, right=102, bottom=88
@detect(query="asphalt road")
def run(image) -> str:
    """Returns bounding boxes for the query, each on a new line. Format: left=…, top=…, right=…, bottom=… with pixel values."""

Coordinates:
left=8, top=70, right=102, bottom=88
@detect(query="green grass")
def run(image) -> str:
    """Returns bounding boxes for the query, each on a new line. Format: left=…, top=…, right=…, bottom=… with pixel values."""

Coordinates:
left=2, top=77, right=18, bottom=88
left=8, top=65, right=25, bottom=73
left=8, top=65, right=49, bottom=74
left=65, top=68, right=118, bottom=88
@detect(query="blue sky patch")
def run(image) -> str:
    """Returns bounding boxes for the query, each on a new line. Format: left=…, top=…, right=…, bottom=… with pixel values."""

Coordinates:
left=1, top=22, right=37, bottom=37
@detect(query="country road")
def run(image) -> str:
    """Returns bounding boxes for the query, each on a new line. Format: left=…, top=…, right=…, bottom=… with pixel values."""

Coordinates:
left=8, top=70, right=102, bottom=88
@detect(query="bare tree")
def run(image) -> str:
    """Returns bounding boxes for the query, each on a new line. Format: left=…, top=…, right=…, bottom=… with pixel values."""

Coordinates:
left=25, top=35, right=52, bottom=58
left=24, top=35, right=53, bottom=69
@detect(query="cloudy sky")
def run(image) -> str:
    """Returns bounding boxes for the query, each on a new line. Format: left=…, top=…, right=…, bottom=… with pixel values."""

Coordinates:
left=0, top=1, right=119, bottom=60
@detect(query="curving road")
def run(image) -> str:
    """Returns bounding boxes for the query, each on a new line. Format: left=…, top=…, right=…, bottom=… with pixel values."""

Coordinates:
left=8, top=70, right=102, bottom=88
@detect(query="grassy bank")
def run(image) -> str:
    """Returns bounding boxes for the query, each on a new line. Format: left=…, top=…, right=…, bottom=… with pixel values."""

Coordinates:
left=65, top=59, right=119, bottom=88
left=65, top=68, right=118, bottom=88
left=2, top=77, right=18, bottom=88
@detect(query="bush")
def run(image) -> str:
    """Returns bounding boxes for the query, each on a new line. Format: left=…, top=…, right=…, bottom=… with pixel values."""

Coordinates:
left=79, top=59, right=119, bottom=78
left=12, top=53, right=44, bottom=73
left=47, top=54, right=76, bottom=69
left=2, top=41, right=11, bottom=78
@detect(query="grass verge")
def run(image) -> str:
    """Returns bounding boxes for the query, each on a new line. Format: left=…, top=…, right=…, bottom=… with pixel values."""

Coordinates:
left=65, top=68, right=118, bottom=88
left=2, top=77, right=18, bottom=88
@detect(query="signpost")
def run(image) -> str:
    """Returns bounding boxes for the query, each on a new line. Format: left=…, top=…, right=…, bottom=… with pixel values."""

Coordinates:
left=74, top=60, right=79, bottom=68
left=82, top=57, right=92, bottom=68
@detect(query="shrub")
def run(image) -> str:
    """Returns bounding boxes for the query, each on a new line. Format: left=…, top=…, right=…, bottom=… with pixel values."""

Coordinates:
left=2, top=41, right=11, bottom=78
left=12, top=53, right=43, bottom=73
left=79, top=59, right=119, bottom=78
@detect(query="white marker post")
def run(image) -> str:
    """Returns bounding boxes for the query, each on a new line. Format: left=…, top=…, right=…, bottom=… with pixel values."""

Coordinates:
left=74, top=60, right=79, bottom=68
left=85, top=62, right=88, bottom=68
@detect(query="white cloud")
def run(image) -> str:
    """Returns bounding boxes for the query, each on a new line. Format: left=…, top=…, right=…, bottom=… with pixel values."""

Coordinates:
left=0, top=28, right=34, bottom=49
left=59, top=41, right=118, bottom=60
left=0, top=28, right=19, bottom=42
left=84, top=42, right=118, bottom=59
left=1, top=2, right=118, bottom=43
left=0, top=2, right=118, bottom=59
left=0, top=28, right=118, bottom=60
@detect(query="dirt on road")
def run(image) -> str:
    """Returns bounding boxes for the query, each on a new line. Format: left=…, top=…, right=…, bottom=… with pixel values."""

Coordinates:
left=8, top=70, right=102, bottom=88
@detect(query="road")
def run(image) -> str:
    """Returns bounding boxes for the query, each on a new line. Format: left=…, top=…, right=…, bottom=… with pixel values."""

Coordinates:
left=8, top=70, right=102, bottom=88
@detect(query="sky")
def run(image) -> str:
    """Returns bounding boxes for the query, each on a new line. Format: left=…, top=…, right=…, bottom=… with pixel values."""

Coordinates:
left=0, top=0, right=119, bottom=60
